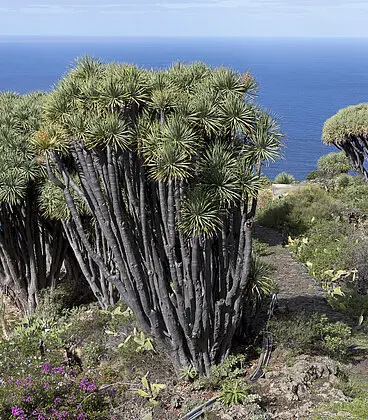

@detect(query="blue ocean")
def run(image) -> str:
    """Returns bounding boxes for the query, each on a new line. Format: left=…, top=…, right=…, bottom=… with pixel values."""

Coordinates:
left=1, top=36, right=367, bottom=180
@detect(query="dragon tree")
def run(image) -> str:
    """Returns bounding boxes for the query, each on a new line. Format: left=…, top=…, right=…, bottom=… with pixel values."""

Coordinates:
left=323, top=103, right=368, bottom=182
left=33, top=58, right=282, bottom=374
left=0, top=92, right=76, bottom=314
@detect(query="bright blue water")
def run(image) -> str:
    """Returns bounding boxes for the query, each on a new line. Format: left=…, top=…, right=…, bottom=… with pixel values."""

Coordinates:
left=1, top=36, right=368, bottom=180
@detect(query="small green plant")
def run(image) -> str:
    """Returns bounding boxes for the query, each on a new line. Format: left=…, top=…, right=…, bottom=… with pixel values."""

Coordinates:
left=119, top=327, right=156, bottom=353
left=136, top=374, right=166, bottom=406
left=179, top=365, right=198, bottom=381
left=274, top=172, right=297, bottom=184
left=248, top=255, right=277, bottom=303
left=218, top=380, right=250, bottom=406
left=193, top=354, right=247, bottom=390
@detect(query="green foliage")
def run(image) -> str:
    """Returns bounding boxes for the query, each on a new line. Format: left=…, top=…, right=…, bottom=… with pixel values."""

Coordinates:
left=243, top=109, right=284, bottom=168
left=257, top=185, right=339, bottom=236
left=332, top=175, right=368, bottom=213
left=218, top=380, right=251, bottom=407
left=248, top=255, right=277, bottom=302
left=135, top=374, right=166, bottom=407
left=274, top=172, right=296, bottom=184
left=328, top=287, right=368, bottom=324
left=313, top=374, right=368, bottom=419
left=269, top=313, right=352, bottom=361
left=286, top=221, right=350, bottom=279
left=0, top=92, right=43, bottom=205
left=195, top=354, right=247, bottom=390
left=305, top=169, right=324, bottom=181
left=313, top=398, right=368, bottom=420
left=333, top=173, right=354, bottom=190
left=322, top=103, right=368, bottom=145
left=322, top=104, right=368, bottom=182
left=252, top=239, right=273, bottom=257
left=317, top=152, right=351, bottom=175
left=179, top=366, right=198, bottom=381
left=119, top=327, right=156, bottom=353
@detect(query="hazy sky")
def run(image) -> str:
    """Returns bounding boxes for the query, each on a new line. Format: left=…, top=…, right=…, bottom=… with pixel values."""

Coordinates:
left=0, top=0, right=367, bottom=37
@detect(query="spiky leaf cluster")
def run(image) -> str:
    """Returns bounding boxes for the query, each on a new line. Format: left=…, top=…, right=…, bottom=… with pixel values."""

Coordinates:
left=322, top=104, right=368, bottom=183
left=0, top=92, right=43, bottom=204
left=34, top=58, right=282, bottom=236
left=322, top=103, right=368, bottom=144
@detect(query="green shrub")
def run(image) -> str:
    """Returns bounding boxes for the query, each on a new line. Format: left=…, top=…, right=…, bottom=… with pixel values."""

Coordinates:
left=333, top=173, right=354, bottom=190
left=287, top=220, right=350, bottom=279
left=328, top=287, right=368, bottom=323
left=313, top=397, right=368, bottom=420
left=218, top=380, right=251, bottom=406
left=257, top=185, right=340, bottom=236
left=333, top=177, right=368, bottom=213
left=317, top=152, right=351, bottom=175
left=305, top=169, right=324, bottom=181
left=194, top=354, right=247, bottom=390
left=274, top=172, right=297, bottom=184
left=269, top=313, right=351, bottom=361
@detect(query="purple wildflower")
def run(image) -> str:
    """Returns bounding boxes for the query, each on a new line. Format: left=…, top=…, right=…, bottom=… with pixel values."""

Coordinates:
left=79, top=377, right=97, bottom=392
left=51, top=367, right=65, bottom=374
left=40, top=363, right=51, bottom=374
left=11, top=406, right=24, bottom=416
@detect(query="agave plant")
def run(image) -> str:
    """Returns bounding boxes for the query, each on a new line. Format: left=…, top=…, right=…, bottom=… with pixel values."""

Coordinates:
left=32, top=58, right=282, bottom=374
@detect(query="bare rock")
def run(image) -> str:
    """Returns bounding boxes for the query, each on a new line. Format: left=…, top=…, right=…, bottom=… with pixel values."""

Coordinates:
left=256, top=355, right=350, bottom=419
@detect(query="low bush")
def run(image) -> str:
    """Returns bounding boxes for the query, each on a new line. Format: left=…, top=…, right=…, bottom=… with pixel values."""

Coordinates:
left=305, top=169, right=324, bottom=181
left=269, top=312, right=352, bottom=361
left=286, top=220, right=350, bottom=279
left=274, top=172, right=297, bottom=184
left=317, top=152, right=351, bottom=175
left=0, top=363, right=115, bottom=419
left=194, top=354, right=247, bottom=390
left=257, top=185, right=339, bottom=236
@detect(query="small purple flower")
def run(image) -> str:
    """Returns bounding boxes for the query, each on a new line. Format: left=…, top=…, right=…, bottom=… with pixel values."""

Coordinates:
left=108, top=387, right=117, bottom=396
left=54, top=397, right=62, bottom=405
left=23, top=396, right=33, bottom=403
left=79, top=377, right=97, bottom=392
left=51, top=367, right=65, bottom=374
left=40, top=363, right=51, bottom=374
left=11, top=406, right=24, bottom=416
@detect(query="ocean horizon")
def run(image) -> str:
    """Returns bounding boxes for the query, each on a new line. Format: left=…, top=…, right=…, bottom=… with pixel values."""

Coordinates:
left=1, top=36, right=368, bottom=180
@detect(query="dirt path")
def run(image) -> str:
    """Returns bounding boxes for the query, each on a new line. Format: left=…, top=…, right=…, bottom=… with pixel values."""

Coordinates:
left=254, top=224, right=344, bottom=322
